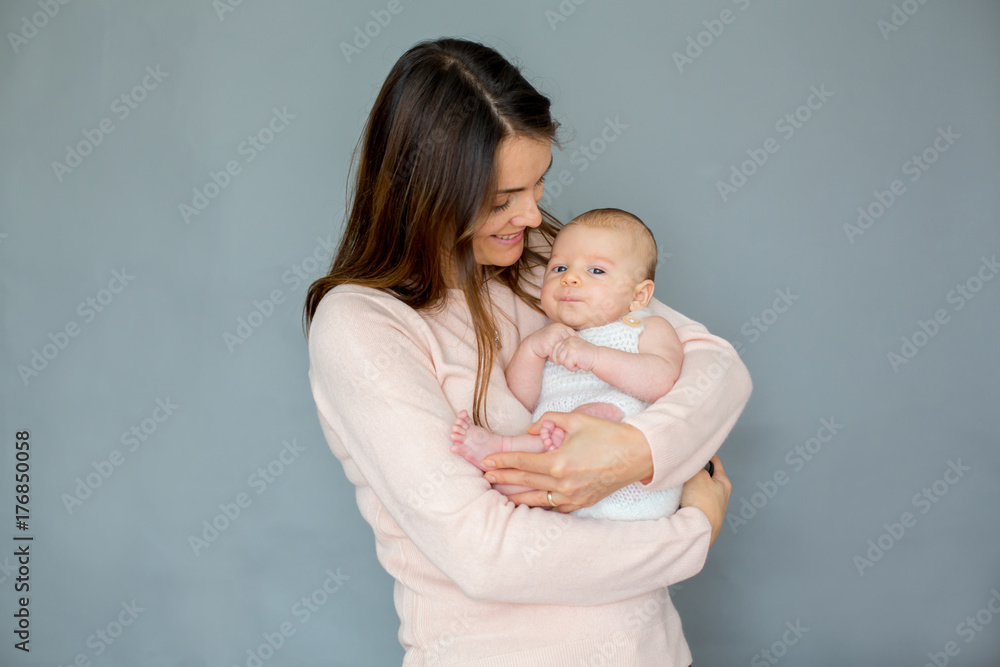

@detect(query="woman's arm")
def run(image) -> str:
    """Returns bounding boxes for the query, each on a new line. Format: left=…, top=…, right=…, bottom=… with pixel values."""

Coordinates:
left=308, top=289, right=714, bottom=606
left=622, top=297, right=752, bottom=490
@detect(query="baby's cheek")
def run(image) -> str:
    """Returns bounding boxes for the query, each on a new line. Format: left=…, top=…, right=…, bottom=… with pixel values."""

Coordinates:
left=613, top=278, right=638, bottom=300
left=593, top=289, right=623, bottom=317
left=609, top=274, right=633, bottom=291
left=538, top=285, right=559, bottom=319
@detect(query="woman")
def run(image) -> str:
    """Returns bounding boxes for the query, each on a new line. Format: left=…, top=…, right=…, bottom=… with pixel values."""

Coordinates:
left=304, top=38, right=751, bottom=666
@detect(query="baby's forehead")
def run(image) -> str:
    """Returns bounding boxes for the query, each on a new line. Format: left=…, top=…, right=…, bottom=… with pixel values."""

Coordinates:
left=553, top=225, right=632, bottom=255
left=549, top=241, right=639, bottom=268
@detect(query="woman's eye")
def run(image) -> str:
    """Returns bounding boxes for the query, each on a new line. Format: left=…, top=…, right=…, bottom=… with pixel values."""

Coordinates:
left=493, top=199, right=512, bottom=212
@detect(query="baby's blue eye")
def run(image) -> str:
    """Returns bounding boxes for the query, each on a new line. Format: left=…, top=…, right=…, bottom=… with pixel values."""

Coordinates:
left=589, top=268, right=605, bottom=275
left=552, top=266, right=565, bottom=273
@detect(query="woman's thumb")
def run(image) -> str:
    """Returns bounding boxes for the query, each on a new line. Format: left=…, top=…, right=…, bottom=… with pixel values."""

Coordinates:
left=526, top=411, right=567, bottom=434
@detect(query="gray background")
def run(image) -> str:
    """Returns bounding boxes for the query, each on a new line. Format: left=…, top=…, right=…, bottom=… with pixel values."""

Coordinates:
left=2, top=1, right=998, bottom=665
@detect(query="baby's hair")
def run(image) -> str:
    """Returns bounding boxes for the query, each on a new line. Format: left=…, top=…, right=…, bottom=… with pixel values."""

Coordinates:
left=564, top=208, right=658, bottom=283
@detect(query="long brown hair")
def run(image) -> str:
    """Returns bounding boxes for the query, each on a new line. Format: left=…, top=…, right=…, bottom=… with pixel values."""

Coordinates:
left=303, top=38, right=563, bottom=429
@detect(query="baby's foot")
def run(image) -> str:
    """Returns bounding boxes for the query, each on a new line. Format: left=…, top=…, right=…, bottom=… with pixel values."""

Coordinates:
left=450, top=409, right=505, bottom=471
left=539, top=420, right=566, bottom=450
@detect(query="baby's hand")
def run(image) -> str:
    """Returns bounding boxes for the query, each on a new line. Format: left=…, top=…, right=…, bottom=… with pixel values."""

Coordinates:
left=550, top=336, right=599, bottom=372
left=528, top=323, right=577, bottom=359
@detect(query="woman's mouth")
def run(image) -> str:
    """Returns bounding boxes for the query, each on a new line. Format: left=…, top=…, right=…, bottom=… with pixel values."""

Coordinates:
left=492, top=230, right=523, bottom=245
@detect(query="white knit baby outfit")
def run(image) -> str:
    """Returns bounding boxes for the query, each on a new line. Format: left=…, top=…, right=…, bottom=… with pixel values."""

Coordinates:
left=532, top=307, right=683, bottom=520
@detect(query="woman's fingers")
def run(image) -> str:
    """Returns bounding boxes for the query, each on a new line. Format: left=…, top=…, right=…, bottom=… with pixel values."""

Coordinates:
left=482, top=450, right=551, bottom=475
left=485, top=411, right=646, bottom=509
left=499, top=489, right=539, bottom=506
left=708, top=455, right=732, bottom=495
left=499, top=487, right=583, bottom=512
left=501, top=488, right=565, bottom=510
left=524, top=410, right=576, bottom=435
left=679, top=455, right=731, bottom=546
left=484, top=448, right=594, bottom=504
left=485, top=466, right=555, bottom=491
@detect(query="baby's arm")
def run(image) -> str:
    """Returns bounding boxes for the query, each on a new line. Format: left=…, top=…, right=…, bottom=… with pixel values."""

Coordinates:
left=587, top=315, right=683, bottom=403
left=504, top=338, right=547, bottom=412
left=505, top=323, right=575, bottom=411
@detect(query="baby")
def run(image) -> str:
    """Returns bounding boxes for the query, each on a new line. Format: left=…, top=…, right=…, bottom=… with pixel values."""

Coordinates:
left=450, top=208, right=685, bottom=520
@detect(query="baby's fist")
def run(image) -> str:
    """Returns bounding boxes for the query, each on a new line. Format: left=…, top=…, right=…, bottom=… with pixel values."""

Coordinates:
left=550, top=336, right=598, bottom=372
left=530, top=323, right=577, bottom=358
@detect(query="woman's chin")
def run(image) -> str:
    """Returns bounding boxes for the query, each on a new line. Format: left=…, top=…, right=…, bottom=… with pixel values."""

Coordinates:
left=481, top=251, right=522, bottom=268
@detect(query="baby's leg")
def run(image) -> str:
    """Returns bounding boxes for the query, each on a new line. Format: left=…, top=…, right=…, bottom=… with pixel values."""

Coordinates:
left=573, top=402, right=625, bottom=422
left=541, top=402, right=625, bottom=450
left=450, top=409, right=548, bottom=472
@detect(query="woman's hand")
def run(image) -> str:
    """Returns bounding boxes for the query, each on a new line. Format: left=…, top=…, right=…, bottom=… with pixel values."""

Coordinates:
left=679, top=456, right=731, bottom=546
left=481, top=411, right=654, bottom=512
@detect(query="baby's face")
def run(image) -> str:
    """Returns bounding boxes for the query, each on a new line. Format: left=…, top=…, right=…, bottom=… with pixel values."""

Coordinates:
left=540, top=225, right=646, bottom=330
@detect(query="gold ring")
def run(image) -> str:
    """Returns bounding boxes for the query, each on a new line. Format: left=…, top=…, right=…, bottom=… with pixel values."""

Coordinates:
left=547, top=490, right=556, bottom=507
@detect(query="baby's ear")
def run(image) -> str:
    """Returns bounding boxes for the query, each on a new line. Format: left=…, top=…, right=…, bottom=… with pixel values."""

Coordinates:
left=631, top=279, right=656, bottom=308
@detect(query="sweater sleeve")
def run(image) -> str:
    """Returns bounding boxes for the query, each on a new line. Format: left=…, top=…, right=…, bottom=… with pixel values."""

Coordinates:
left=622, top=297, right=753, bottom=490
left=307, top=289, right=713, bottom=606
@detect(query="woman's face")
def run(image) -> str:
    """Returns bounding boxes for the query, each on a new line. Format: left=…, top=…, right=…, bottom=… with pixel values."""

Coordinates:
left=471, top=135, right=552, bottom=268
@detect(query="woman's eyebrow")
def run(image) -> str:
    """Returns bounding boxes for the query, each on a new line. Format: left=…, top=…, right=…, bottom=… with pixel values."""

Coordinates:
left=497, top=155, right=554, bottom=194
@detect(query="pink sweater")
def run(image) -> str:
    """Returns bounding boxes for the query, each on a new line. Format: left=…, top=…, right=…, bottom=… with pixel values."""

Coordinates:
left=307, top=262, right=752, bottom=666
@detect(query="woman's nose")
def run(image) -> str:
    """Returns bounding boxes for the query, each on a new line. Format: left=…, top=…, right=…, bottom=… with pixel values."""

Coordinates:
left=518, top=198, right=542, bottom=228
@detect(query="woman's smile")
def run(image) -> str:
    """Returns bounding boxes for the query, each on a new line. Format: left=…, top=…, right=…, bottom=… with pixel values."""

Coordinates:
left=491, top=230, right=523, bottom=244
